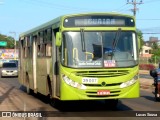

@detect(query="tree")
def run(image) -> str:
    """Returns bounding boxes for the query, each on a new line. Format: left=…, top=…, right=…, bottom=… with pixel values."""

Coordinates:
left=136, top=29, right=144, bottom=51
left=0, top=34, right=16, bottom=49
left=151, top=42, right=160, bottom=64
left=152, top=42, right=159, bottom=49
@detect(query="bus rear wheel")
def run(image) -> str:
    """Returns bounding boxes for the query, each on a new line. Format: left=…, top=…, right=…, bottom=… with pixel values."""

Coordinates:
left=104, top=99, right=118, bottom=110
left=47, top=76, right=60, bottom=107
left=50, top=98, right=60, bottom=108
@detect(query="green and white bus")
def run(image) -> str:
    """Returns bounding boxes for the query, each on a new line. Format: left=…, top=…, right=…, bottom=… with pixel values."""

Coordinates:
left=19, top=12, right=140, bottom=108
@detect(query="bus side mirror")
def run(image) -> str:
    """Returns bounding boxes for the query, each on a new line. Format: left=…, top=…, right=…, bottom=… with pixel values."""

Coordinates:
left=56, top=32, right=62, bottom=47
left=150, top=69, right=157, bottom=78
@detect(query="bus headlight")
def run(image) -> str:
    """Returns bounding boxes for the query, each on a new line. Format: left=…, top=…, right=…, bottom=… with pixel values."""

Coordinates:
left=120, top=75, right=138, bottom=88
left=2, top=70, right=6, bottom=73
left=62, top=74, right=86, bottom=90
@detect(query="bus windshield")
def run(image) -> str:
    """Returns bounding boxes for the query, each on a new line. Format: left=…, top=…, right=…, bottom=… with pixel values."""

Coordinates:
left=61, top=31, right=138, bottom=68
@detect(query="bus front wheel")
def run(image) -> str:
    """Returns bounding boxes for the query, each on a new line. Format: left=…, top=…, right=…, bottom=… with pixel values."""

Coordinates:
left=104, top=99, right=118, bottom=110
left=155, top=90, right=160, bottom=101
left=50, top=98, right=60, bottom=108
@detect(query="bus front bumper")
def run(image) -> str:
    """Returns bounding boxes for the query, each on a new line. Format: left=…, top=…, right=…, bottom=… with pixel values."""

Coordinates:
left=60, top=80, right=140, bottom=100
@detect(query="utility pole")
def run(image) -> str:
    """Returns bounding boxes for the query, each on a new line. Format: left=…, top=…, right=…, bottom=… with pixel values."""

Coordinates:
left=127, top=0, right=143, bottom=17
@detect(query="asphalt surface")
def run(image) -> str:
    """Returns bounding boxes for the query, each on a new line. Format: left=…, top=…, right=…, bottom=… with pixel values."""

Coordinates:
left=139, top=70, right=154, bottom=92
left=0, top=69, right=159, bottom=120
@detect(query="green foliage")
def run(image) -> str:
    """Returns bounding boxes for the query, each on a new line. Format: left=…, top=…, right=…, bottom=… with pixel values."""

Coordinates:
left=152, top=42, right=158, bottom=49
left=136, top=29, right=144, bottom=51
left=148, top=42, right=160, bottom=63
left=150, top=43, right=160, bottom=63
left=0, top=34, right=16, bottom=49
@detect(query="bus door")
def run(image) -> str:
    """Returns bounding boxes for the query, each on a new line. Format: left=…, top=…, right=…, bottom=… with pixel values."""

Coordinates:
left=52, top=31, right=60, bottom=98
left=56, top=47, right=60, bottom=97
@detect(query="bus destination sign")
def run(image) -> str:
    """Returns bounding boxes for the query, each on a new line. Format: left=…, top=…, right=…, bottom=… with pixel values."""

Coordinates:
left=75, top=18, right=125, bottom=26
left=64, top=15, right=135, bottom=27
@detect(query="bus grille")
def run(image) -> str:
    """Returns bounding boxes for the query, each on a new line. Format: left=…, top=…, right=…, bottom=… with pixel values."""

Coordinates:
left=74, top=70, right=129, bottom=77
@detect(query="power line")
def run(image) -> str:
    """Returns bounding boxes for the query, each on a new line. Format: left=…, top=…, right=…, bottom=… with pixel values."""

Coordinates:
left=142, top=33, right=160, bottom=34
left=113, top=4, right=127, bottom=11
left=113, top=4, right=129, bottom=12
left=145, top=0, right=160, bottom=4
left=21, top=0, right=109, bottom=12
left=20, top=0, right=135, bottom=13
left=116, top=4, right=132, bottom=12
left=140, top=27, right=160, bottom=30
left=137, top=19, right=160, bottom=20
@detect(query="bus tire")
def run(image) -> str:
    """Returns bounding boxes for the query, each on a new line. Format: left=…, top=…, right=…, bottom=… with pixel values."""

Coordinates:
left=104, top=99, right=118, bottom=110
left=47, top=76, right=58, bottom=107
left=50, top=98, right=60, bottom=107
left=155, top=97, right=160, bottom=101
left=155, top=93, right=160, bottom=101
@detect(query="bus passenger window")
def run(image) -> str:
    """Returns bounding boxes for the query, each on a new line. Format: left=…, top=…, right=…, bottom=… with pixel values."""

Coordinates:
left=40, top=32, right=44, bottom=44
left=47, top=29, right=52, bottom=42
left=46, top=44, right=52, bottom=57
left=40, top=44, right=45, bottom=57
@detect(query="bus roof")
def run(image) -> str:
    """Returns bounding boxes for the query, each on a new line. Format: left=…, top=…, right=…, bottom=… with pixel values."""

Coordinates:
left=19, top=16, right=62, bottom=37
left=19, top=12, right=134, bottom=37
left=63, top=12, right=134, bottom=18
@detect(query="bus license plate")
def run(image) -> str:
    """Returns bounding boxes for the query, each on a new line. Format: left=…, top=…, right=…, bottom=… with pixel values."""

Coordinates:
left=97, top=90, right=110, bottom=95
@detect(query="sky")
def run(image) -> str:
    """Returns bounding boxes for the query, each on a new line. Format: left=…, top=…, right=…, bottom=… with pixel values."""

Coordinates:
left=0, top=0, right=160, bottom=41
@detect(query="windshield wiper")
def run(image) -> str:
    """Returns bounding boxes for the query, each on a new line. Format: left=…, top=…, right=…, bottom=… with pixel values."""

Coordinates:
left=80, top=28, right=86, bottom=52
left=112, top=28, right=121, bottom=50
left=111, top=28, right=121, bottom=59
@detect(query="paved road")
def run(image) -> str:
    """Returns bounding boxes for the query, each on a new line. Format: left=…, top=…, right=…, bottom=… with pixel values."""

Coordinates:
left=0, top=76, right=160, bottom=120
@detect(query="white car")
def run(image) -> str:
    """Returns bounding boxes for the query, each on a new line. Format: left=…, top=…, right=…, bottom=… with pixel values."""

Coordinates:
left=1, top=62, right=18, bottom=77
